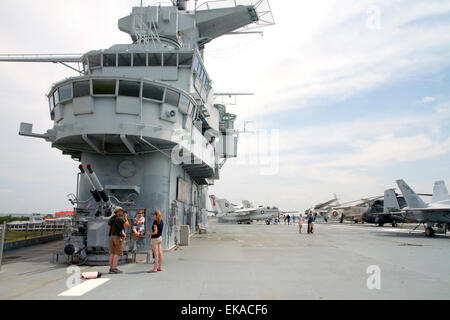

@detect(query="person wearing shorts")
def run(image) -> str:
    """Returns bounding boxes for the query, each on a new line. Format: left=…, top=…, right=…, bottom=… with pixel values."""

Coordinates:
left=108, top=206, right=129, bottom=274
left=147, top=209, right=164, bottom=273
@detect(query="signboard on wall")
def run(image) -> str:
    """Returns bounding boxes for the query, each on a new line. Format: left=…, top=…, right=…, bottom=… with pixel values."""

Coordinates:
left=177, top=177, right=187, bottom=203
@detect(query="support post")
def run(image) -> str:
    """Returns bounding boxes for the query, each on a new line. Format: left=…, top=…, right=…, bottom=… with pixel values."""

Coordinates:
left=0, top=222, right=6, bottom=271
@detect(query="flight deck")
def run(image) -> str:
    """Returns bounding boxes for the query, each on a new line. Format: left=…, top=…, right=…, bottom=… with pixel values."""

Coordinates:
left=0, top=218, right=449, bottom=300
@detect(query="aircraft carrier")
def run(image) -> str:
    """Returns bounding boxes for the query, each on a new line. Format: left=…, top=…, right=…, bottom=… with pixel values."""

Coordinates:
left=1, top=218, right=449, bottom=299
left=0, top=1, right=449, bottom=302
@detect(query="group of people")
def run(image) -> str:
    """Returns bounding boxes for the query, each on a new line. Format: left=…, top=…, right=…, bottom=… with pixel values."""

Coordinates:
left=107, top=207, right=164, bottom=274
left=297, top=211, right=316, bottom=234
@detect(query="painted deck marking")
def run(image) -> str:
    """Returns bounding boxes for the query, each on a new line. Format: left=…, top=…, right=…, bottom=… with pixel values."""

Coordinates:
left=58, top=278, right=110, bottom=296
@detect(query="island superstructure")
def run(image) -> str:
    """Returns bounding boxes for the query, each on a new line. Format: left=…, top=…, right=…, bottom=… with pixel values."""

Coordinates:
left=1, top=0, right=274, bottom=264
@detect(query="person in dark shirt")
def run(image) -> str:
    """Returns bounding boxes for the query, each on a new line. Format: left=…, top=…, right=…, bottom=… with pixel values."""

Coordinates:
left=108, top=206, right=129, bottom=274
left=147, top=209, right=164, bottom=273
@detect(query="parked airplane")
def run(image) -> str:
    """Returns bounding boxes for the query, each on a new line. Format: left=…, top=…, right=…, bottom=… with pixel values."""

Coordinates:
left=209, top=195, right=296, bottom=224
left=395, top=179, right=450, bottom=236
left=332, top=196, right=383, bottom=223
left=360, top=189, right=407, bottom=227
left=305, top=195, right=340, bottom=222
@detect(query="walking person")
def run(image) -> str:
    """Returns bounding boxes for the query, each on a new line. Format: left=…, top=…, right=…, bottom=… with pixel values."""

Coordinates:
left=298, top=214, right=303, bottom=234
left=108, top=206, right=129, bottom=274
left=287, top=214, right=291, bottom=225
left=147, top=209, right=164, bottom=273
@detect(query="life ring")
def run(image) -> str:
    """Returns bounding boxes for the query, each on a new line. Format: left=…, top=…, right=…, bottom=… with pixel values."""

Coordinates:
left=331, top=210, right=338, bottom=217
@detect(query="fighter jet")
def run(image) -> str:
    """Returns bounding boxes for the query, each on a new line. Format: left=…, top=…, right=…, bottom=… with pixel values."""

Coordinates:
left=209, top=195, right=293, bottom=224
left=360, top=189, right=407, bottom=227
left=395, top=179, right=450, bottom=236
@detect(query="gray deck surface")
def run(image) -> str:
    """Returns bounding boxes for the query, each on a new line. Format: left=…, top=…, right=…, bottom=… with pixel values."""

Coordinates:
left=0, top=218, right=449, bottom=300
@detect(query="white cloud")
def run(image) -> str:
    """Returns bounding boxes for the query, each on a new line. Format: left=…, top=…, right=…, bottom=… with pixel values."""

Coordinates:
left=205, top=0, right=450, bottom=119
left=419, top=96, right=436, bottom=103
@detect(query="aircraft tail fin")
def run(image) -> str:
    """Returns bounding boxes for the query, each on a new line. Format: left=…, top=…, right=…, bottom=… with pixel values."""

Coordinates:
left=383, top=188, right=400, bottom=213
left=216, top=198, right=234, bottom=213
left=242, top=200, right=253, bottom=208
left=396, top=179, right=428, bottom=209
left=432, top=180, right=450, bottom=203
left=209, top=195, right=222, bottom=214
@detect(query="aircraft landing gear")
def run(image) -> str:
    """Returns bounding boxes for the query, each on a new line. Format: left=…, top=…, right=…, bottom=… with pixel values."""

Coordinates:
left=391, top=221, right=397, bottom=227
left=378, top=222, right=384, bottom=227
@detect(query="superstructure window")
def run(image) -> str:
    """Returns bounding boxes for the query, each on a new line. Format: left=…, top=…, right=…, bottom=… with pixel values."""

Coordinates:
left=142, top=83, right=164, bottom=101
left=53, top=91, right=60, bottom=105
left=58, top=84, right=72, bottom=102
left=133, top=53, right=146, bottom=66
left=179, top=53, right=193, bottom=66
left=165, top=89, right=180, bottom=106
left=73, top=80, right=91, bottom=98
left=93, top=79, right=116, bottom=95
left=119, top=80, right=140, bottom=97
left=118, top=53, right=132, bottom=67
left=163, top=53, right=177, bottom=67
left=179, top=94, right=190, bottom=110
left=49, top=95, right=55, bottom=113
left=103, top=53, right=116, bottom=67
left=148, top=53, right=162, bottom=66
left=88, top=54, right=101, bottom=68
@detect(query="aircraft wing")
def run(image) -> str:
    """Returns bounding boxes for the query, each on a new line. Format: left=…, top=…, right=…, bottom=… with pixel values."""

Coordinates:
left=402, top=207, right=449, bottom=212
left=234, top=207, right=257, bottom=214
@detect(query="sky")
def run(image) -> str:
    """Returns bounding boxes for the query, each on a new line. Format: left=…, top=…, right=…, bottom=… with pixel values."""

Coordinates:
left=0, top=0, right=449, bottom=214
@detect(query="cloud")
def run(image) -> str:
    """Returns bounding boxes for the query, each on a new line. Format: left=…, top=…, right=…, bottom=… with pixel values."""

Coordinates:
left=205, top=0, right=450, bottom=119
left=419, top=96, right=436, bottom=103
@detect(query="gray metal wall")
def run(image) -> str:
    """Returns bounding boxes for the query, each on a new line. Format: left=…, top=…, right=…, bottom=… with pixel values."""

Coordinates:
left=79, top=152, right=203, bottom=249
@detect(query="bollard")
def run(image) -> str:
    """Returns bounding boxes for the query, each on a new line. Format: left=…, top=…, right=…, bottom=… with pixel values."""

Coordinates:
left=0, top=222, right=6, bottom=271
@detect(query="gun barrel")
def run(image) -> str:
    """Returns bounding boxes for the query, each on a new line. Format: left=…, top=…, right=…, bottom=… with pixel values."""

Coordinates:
left=79, top=165, right=102, bottom=203
left=86, top=164, right=110, bottom=204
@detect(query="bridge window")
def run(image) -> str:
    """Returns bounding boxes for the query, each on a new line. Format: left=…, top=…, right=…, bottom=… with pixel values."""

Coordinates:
left=73, top=80, right=91, bottom=98
left=165, top=89, right=180, bottom=106
left=53, top=91, right=60, bottom=105
left=148, top=53, right=162, bottom=66
left=133, top=53, right=146, bottom=67
left=142, top=83, right=164, bottom=101
left=119, top=80, right=141, bottom=97
left=118, top=53, right=132, bottom=67
left=179, top=53, right=193, bottom=66
left=58, top=84, right=72, bottom=102
left=93, top=79, right=116, bottom=95
left=88, top=54, right=101, bottom=68
left=163, top=53, right=177, bottom=66
left=103, top=53, right=116, bottom=67
left=179, top=94, right=190, bottom=110
left=49, top=95, right=55, bottom=114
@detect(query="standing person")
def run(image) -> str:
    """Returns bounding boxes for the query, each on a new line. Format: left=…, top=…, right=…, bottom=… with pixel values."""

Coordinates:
left=307, top=211, right=315, bottom=234
left=108, top=206, right=129, bottom=274
left=147, top=209, right=164, bottom=273
left=287, top=214, right=291, bottom=225
left=283, top=214, right=287, bottom=224
left=298, top=214, right=303, bottom=234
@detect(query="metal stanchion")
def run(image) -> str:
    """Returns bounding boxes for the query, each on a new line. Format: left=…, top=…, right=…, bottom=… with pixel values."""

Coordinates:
left=0, top=222, right=7, bottom=271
